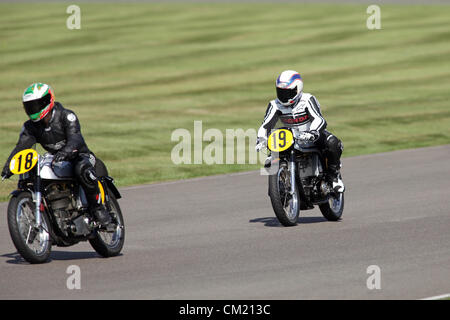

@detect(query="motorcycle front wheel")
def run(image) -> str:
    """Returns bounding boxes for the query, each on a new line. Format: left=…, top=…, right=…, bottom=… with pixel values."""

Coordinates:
left=268, top=162, right=300, bottom=226
left=7, top=191, right=52, bottom=264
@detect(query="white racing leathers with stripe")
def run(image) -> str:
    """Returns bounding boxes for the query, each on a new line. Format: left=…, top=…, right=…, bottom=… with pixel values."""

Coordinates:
left=257, top=93, right=344, bottom=183
left=258, top=93, right=326, bottom=140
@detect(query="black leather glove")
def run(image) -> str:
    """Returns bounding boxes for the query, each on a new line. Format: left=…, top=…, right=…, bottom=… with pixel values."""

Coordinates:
left=52, top=151, right=70, bottom=164
left=1, top=163, right=12, bottom=180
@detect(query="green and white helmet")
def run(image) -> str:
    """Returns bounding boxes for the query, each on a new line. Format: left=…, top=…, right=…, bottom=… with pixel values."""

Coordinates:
left=22, top=83, right=55, bottom=122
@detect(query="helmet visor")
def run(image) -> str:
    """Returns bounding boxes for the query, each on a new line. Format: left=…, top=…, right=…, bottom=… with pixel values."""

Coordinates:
left=277, top=87, right=297, bottom=103
left=23, top=93, right=52, bottom=117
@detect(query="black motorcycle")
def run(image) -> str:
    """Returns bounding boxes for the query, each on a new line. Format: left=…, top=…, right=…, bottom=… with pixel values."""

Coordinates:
left=263, top=128, right=344, bottom=226
left=3, top=149, right=125, bottom=263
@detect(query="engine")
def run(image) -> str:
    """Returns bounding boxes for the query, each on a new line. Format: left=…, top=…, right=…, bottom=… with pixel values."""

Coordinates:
left=297, top=153, right=322, bottom=178
left=297, top=154, right=330, bottom=201
left=45, top=183, right=77, bottom=235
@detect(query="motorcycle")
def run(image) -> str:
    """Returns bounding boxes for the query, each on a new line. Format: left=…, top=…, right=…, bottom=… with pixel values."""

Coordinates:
left=3, top=149, right=125, bottom=263
left=263, top=128, right=344, bottom=226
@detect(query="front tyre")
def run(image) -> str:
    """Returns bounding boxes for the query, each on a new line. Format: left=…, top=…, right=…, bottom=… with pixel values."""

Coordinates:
left=89, top=191, right=125, bottom=257
left=7, top=192, right=52, bottom=264
left=268, top=162, right=300, bottom=226
left=319, top=192, right=344, bottom=221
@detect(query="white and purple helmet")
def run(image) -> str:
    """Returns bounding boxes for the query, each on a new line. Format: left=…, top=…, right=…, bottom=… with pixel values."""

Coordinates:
left=276, top=70, right=303, bottom=106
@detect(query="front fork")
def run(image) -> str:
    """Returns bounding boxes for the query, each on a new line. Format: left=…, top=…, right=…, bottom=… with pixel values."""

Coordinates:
left=289, top=150, right=296, bottom=196
left=33, top=155, right=43, bottom=228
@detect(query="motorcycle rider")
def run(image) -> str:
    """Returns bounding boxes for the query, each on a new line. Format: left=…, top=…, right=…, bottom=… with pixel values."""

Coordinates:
left=1, top=83, right=112, bottom=226
left=256, top=70, right=345, bottom=192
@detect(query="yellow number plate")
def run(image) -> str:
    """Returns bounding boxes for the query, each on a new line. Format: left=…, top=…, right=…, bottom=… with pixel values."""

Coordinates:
left=9, top=149, right=39, bottom=175
left=268, top=129, right=294, bottom=152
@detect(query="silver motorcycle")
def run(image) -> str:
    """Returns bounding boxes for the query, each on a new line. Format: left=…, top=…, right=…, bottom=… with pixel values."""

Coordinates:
left=263, top=128, right=344, bottom=226
left=4, top=149, right=125, bottom=263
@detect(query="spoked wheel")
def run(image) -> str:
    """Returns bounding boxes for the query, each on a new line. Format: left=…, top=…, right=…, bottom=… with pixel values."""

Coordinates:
left=319, top=192, right=344, bottom=221
left=7, top=192, right=52, bottom=264
left=268, top=162, right=300, bottom=226
left=89, top=191, right=125, bottom=257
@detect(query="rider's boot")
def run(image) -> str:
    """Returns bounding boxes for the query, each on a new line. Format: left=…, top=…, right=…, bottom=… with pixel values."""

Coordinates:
left=328, top=164, right=345, bottom=193
left=79, top=166, right=115, bottom=230
left=264, top=155, right=272, bottom=168
left=86, top=192, right=114, bottom=230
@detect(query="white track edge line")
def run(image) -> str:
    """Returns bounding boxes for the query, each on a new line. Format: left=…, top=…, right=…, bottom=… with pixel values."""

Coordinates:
left=420, top=293, right=450, bottom=300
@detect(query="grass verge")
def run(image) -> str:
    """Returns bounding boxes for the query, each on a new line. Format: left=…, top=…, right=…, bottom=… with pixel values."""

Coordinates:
left=1, top=3, right=449, bottom=200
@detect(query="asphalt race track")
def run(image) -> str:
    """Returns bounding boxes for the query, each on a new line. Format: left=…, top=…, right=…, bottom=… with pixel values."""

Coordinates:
left=0, top=145, right=449, bottom=299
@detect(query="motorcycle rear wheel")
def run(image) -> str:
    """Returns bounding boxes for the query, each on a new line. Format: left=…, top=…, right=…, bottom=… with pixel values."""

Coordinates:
left=89, top=190, right=125, bottom=257
left=319, top=192, right=344, bottom=221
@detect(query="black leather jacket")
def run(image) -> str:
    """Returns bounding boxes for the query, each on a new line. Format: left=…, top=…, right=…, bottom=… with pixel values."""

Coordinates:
left=4, top=102, right=90, bottom=167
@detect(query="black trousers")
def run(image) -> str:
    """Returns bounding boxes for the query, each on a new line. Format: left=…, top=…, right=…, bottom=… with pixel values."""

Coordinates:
left=316, top=130, right=344, bottom=173
left=73, top=153, right=108, bottom=207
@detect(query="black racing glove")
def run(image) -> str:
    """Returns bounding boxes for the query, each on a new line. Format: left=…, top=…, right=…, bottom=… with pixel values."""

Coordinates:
left=1, top=163, right=12, bottom=180
left=52, top=151, right=70, bottom=164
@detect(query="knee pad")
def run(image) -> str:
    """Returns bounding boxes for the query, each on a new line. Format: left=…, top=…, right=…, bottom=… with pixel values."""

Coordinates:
left=83, top=168, right=98, bottom=184
left=75, top=160, right=98, bottom=191
left=326, top=135, right=343, bottom=157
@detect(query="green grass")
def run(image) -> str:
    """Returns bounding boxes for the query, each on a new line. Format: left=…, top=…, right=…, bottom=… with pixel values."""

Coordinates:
left=1, top=3, right=450, bottom=201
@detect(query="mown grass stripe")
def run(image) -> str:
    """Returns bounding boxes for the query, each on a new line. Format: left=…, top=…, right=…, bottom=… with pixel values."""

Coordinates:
left=0, top=3, right=449, bottom=200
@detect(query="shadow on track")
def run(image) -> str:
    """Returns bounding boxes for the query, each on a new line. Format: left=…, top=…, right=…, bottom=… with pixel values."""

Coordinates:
left=1, top=251, right=104, bottom=265
left=249, top=216, right=327, bottom=227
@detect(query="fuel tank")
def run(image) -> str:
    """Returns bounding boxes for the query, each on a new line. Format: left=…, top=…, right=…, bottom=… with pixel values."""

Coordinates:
left=40, top=154, right=74, bottom=180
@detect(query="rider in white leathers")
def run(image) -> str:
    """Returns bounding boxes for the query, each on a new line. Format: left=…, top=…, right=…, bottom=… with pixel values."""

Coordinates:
left=256, top=70, right=344, bottom=192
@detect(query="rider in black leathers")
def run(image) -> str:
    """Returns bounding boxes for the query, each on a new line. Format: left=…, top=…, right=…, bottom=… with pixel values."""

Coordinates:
left=1, top=83, right=111, bottom=226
